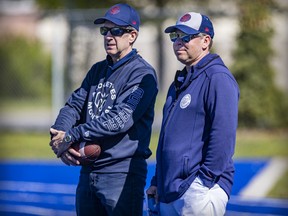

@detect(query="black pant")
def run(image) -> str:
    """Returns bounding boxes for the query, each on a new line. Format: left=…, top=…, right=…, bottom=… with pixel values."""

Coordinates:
left=76, top=172, right=146, bottom=216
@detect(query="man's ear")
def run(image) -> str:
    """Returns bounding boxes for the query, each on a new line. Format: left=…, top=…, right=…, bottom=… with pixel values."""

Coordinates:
left=202, top=35, right=211, bottom=50
left=129, top=31, right=138, bottom=44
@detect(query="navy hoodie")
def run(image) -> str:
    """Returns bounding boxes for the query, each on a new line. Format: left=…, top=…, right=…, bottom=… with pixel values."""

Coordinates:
left=52, top=49, right=158, bottom=176
left=151, top=53, right=239, bottom=203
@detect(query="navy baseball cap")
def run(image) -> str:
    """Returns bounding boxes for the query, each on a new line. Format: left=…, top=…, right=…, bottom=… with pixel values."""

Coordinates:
left=94, top=3, right=140, bottom=31
left=165, top=12, right=214, bottom=38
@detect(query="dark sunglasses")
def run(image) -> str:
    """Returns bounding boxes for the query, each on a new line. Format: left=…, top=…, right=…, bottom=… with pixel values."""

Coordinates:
left=100, top=27, right=133, bottom=36
left=169, top=32, right=200, bottom=43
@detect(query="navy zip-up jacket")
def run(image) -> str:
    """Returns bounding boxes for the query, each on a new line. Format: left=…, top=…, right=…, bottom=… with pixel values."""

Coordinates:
left=151, top=53, right=239, bottom=203
left=52, top=49, right=158, bottom=175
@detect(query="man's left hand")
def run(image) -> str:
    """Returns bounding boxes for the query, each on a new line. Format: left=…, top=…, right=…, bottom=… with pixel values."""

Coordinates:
left=60, top=150, right=81, bottom=166
left=49, top=128, right=72, bottom=157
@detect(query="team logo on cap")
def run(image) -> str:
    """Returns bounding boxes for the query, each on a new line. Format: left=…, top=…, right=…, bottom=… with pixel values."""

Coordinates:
left=110, top=6, right=120, bottom=15
left=180, top=14, right=191, bottom=22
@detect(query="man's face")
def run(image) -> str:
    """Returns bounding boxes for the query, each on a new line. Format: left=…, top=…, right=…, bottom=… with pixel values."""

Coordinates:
left=101, top=21, right=137, bottom=63
left=171, top=30, right=210, bottom=66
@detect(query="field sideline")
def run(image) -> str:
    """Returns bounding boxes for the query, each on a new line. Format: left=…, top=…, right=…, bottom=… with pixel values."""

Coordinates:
left=0, top=129, right=287, bottom=199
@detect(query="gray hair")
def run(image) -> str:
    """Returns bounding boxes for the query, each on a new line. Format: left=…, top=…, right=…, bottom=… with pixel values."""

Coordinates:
left=198, top=33, right=213, bottom=49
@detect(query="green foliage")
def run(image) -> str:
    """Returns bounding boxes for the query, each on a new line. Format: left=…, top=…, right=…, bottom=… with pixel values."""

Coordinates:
left=34, top=0, right=208, bottom=9
left=0, top=130, right=287, bottom=159
left=234, top=130, right=288, bottom=158
left=231, top=0, right=288, bottom=128
left=35, top=0, right=138, bottom=9
left=0, top=132, right=54, bottom=159
left=268, top=169, right=288, bottom=199
left=0, top=36, right=51, bottom=101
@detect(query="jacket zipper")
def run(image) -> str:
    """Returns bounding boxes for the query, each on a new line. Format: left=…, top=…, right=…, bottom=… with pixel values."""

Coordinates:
left=163, top=98, right=178, bottom=131
left=159, top=97, right=178, bottom=202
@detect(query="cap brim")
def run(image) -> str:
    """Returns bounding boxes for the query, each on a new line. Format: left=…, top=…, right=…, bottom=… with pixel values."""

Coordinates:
left=94, top=17, right=129, bottom=27
left=164, top=25, right=200, bottom=35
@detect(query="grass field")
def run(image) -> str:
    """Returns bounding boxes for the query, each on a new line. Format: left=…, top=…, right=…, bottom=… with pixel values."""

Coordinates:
left=0, top=129, right=287, bottom=198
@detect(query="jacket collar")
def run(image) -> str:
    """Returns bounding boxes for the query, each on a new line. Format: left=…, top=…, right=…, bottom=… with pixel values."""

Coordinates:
left=106, top=48, right=138, bottom=71
left=174, top=53, right=222, bottom=95
left=190, top=53, right=221, bottom=80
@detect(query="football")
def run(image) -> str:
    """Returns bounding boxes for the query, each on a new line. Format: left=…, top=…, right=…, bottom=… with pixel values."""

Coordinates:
left=71, top=142, right=101, bottom=165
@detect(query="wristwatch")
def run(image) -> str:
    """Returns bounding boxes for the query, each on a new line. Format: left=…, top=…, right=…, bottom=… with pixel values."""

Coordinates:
left=63, top=134, right=72, bottom=143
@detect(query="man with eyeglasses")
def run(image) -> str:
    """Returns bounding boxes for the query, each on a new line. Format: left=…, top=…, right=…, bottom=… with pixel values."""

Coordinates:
left=49, top=3, right=158, bottom=216
left=146, top=12, right=239, bottom=215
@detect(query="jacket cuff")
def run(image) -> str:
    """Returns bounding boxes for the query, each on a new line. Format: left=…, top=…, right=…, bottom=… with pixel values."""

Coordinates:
left=150, top=176, right=157, bottom=187
left=198, top=168, right=218, bottom=189
left=68, top=128, right=81, bottom=144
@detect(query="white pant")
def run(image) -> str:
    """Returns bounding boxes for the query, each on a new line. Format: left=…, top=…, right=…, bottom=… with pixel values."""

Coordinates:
left=159, top=177, right=228, bottom=216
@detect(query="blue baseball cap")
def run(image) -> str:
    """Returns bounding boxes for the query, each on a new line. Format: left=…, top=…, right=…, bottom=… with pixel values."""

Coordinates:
left=165, top=12, right=214, bottom=38
left=94, top=4, right=140, bottom=31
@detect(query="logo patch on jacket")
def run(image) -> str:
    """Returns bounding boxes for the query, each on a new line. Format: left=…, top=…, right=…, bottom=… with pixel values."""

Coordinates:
left=88, top=81, right=116, bottom=120
left=180, top=94, right=191, bottom=109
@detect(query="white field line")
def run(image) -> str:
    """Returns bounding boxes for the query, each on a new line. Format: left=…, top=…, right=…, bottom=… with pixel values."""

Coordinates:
left=0, top=181, right=76, bottom=194
left=0, top=204, right=75, bottom=216
left=0, top=191, right=75, bottom=205
left=229, top=195, right=288, bottom=208
left=239, top=158, right=288, bottom=198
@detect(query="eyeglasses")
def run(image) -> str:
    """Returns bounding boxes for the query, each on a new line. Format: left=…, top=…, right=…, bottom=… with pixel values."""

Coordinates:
left=169, top=32, right=200, bottom=43
left=100, top=27, right=133, bottom=36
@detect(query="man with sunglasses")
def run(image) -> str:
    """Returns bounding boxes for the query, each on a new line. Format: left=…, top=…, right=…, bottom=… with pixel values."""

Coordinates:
left=147, top=12, right=239, bottom=215
left=49, top=3, right=158, bottom=216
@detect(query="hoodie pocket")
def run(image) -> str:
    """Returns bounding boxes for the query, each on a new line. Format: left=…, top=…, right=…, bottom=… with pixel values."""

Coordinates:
left=182, top=156, right=189, bottom=178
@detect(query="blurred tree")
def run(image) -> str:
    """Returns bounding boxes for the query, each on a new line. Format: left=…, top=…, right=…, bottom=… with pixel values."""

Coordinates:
left=35, top=0, right=119, bottom=9
left=0, top=36, right=51, bottom=101
left=231, top=0, right=288, bottom=128
left=35, top=0, right=210, bottom=9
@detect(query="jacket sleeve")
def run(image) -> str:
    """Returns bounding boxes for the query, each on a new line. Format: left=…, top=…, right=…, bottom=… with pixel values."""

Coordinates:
left=199, top=72, right=239, bottom=188
left=51, top=66, right=96, bottom=132
left=68, top=71, right=158, bottom=143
